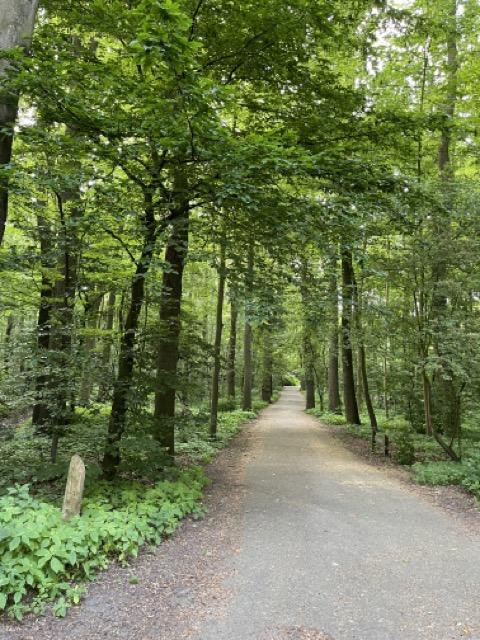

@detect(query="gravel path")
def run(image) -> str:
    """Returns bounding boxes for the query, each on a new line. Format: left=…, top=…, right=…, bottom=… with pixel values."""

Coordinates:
left=194, top=388, right=480, bottom=640
left=2, top=387, right=480, bottom=640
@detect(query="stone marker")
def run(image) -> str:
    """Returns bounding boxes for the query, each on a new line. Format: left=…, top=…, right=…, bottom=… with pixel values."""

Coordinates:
left=62, top=454, right=85, bottom=521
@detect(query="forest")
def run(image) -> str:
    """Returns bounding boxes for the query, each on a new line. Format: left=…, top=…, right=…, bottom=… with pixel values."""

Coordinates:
left=1, top=0, right=480, bottom=629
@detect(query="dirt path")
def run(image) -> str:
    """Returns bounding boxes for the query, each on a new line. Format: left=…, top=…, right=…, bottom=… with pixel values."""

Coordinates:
left=2, top=388, right=480, bottom=640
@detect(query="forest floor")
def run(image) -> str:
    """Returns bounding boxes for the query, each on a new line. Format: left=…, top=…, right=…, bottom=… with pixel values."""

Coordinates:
left=2, top=388, right=480, bottom=640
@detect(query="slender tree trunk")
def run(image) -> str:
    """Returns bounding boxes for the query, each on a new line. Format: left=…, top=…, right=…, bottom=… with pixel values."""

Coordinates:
left=4, top=315, right=14, bottom=372
left=153, top=173, right=190, bottom=456
left=47, top=177, right=82, bottom=461
left=0, top=0, right=38, bottom=244
left=101, top=194, right=157, bottom=479
left=242, top=321, right=253, bottom=411
left=32, top=214, right=54, bottom=429
left=353, top=258, right=377, bottom=433
left=226, top=300, right=237, bottom=399
left=303, top=331, right=315, bottom=410
left=261, top=328, right=273, bottom=403
left=242, top=243, right=254, bottom=411
left=432, top=0, right=460, bottom=439
left=327, top=254, right=341, bottom=413
left=341, top=247, right=361, bottom=425
left=300, top=260, right=315, bottom=410
left=359, top=344, right=377, bottom=431
left=209, top=239, right=226, bottom=439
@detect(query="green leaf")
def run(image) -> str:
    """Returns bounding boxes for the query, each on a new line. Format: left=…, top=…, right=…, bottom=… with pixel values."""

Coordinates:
left=50, top=557, right=64, bottom=574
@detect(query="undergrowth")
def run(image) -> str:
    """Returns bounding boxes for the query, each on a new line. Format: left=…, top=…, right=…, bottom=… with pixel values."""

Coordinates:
left=0, top=469, right=206, bottom=620
left=0, top=396, right=268, bottom=619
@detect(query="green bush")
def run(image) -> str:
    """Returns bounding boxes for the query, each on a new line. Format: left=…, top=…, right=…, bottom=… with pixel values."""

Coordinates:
left=462, top=452, right=480, bottom=499
left=217, top=398, right=238, bottom=412
left=413, top=461, right=467, bottom=486
left=413, top=454, right=480, bottom=500
left=0, top=469, right=207, bottom=620
left=306, top=409, right=347, bottom=425
left=176, top=409, right=255, bottom=463
left=391, top=425, right=415, bottom=465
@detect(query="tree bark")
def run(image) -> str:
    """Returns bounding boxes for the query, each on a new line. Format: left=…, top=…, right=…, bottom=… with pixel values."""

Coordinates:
left=32, top=214, right=54, bottom=429
left=101, top=193, right=157, bottom=479
left=353, top=259, right=377, bottom=433
left=341, top=247, right=361, bottom=425
left=0, top=0, right=38, bottom=244
left=432, top=0, right=460, bottom=439
left=3, top=314, right=14, bottom=372
left=153, top=172, right=190, bottom=457
left=46, top=169, right=82, bottom=460
left=300, top=260, right=315, bottom=410
left=327, top=254, right=341, bottom=413
left=226, top=300, right=237, bottom=399
left=261, top=328, right=273, bottom=403
left=209, top=238, right=226, bottom=439
left=242, top=243, right=254, bottom=411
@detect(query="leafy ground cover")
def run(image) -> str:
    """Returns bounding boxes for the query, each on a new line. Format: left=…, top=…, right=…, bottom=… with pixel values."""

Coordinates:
left=0, top=396, right=273, bottom=620
left=307, top=408, right=480, bottom=502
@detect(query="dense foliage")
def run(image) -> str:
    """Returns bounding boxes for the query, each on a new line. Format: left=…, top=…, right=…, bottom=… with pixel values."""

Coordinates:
left=1, top=0, right=480, bottom=618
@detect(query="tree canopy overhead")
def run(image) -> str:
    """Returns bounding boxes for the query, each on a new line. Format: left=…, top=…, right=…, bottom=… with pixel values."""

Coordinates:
left=1, top=0, right=480, bottom=617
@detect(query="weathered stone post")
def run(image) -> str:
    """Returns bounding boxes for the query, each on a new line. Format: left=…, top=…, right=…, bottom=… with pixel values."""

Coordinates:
left=62, top=454, right=85, bottom=521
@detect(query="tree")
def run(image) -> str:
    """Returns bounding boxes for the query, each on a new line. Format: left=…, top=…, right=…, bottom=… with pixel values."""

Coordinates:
left=0, top=0, right=38, bottom=244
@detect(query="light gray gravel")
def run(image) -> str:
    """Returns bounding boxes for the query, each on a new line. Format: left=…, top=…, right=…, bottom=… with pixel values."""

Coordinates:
left=194, top=387, right=480, bottom=640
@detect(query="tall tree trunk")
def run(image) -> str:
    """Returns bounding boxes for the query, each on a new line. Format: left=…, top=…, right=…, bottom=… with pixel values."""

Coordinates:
left=101, top=193, right=157, bottom=479
left=261, top=328, right=273, bottom=403
left=341, top=247, right=361, bottom=425
left=0, top=0, right=38, bottom=244
left=353, top=258, right=377, bottom=433
left=32, top=214, right=54, bottom=429
left=47, top=173, right=82, bottom=460
left=383, top=268, right=390, bottom=418
left=432, top=0, right=460, bottom=439
left=359, top=344, right=377, bottom=431
left=226, top=300, right=237, bottom=399
left=153, top=173, right=190, bottom=457
left=327, top=253, right=341, bottom=413
left=209, top=238, right=226, bottom=439
left=300, top=260, right=315, bottom=410
left=242, top=243, right=254, bottom=411
left=303, top=330, right=315, bottom=410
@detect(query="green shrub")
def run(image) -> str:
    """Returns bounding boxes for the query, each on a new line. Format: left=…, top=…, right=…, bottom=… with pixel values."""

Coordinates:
left=391, top=425, right=415, bottom=465
left=413, top=461, right=467, bottom=485
left=252, top=399, right=268, bottom=412
left=217, top=398, right=238, bottom=412
left=0, top=469, right=207, bottom=620
left=413, top=454, right=480, bottom=500
left=306, top=409, right=347, bottom=425
left=324, top=413, right=347, bottom=425
left=462, top=452, right=480, bottom=499
left=176, top=409, right=255, bottom=463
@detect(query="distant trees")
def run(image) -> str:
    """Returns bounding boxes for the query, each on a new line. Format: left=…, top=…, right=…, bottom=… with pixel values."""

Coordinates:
left=0, top=0, right=479, bottom=480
